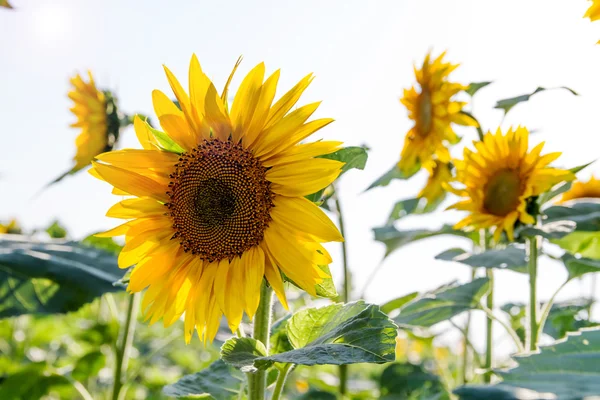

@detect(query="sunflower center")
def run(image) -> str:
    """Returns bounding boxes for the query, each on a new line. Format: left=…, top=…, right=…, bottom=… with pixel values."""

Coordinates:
left=483, top=168, right=522, bottom=216
left=417, top=88, right=433, bottom=135
left=166, top=139, right=274, bottom=262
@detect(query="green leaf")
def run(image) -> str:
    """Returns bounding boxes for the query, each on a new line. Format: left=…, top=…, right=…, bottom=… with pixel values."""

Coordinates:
left=162, top=359, right=245, bottom=399
left=435, top=246, right=527, bottom=273
left=455, top=328, right=600, bottom=400
left=373, top=224, right=474, bottom=257
left=386, top=197, right=442, bottom=223
left=544, top=201, right=600, bottom=232
left=141, top=116, right=185, bottom=154
left=81, top=234, right=123, bottom=255
left=380, top=292, right=420, bottom=314
left=553, top=231, right=600, bottom=260
left=222, top=301, right=397, bottom=371
left=543, top=299, right=598, bottom=340
left=270, top=314, right=294, bottom=354
left=395, top=278, right=490, bottom=327
left=0, top=363, right=70, bottom=399
left=562, top=253, right=600, bottom=280
left=45, top=220, right=67, bottom=239
left=516, top=220, right=576, bottom=240
left=379, top=362, right=445, bottom=399
left=366, top=163, right=418, bottom=191
left=0, top=236, right=124, bottom=318
left=494, top=86, right=578, bottom=116
left=538, top=161, right=595, bottom=204
left=220, top=337, right=268, bottom=372
left=72, top=350, right=106, bottom=381
left=297, top=391, right=337, bottom=400
left=465, top=81, right=493, bottom=97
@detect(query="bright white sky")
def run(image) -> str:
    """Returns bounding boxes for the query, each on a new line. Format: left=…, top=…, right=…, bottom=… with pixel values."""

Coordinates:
left=1, top=0, right=599, bottom=355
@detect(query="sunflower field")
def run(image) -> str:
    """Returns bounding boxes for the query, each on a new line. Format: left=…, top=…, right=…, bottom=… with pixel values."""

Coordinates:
left=2, top=1, right=600, bottom=399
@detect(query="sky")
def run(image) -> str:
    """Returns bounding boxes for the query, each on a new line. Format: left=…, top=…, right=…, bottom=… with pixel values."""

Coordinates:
left=1, top=0, right=600, bottom=355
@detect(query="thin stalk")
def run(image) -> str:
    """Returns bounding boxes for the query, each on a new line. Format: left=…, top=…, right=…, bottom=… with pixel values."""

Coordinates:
left=537, top=280, right=570, bottom=340
left=271, top=364, right=292, bottom=400
left=460, top=269, right=476, bottom=384
left=484, top=269, right=494, bottom=383
left=111, top=293, right=140, bottom=400
left=479, top=304, right=524, bottom=353
left=248, top=281, right=273, bottom=400
left=49, top=372, right=93, bottom=400
left=333, top=189, right=350, bottom=397
left=527, top=235, right=540, bottom=351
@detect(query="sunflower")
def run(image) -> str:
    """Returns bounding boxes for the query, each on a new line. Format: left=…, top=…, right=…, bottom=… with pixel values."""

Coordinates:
left=418, top=160, right=452, bottom=207
left=69, top=71, right=110, bottom=171
left=398, top=51, right=475, bottom=176
left=585, top=0, right=600, bottom=21
left=0, top=0, right=12, bottom=9
left=559, top=175, right=600, bottom=203
left=448, top=127, right=574, bottom=242
left=0, top=219, right=21, bottom=234
left=90, top=55, right=344, bottom=344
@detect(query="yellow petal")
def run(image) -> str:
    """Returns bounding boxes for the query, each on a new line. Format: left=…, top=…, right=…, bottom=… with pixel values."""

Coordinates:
left=267, top=158, right=343, bottom=197
left=265, top=73, right=313, bottom=129
left=230, top=62, right=265, bottom=143
left=271, top=196, right=343, bottom=242
left=92, top=161, right=169, bottom=202
left=242, top=246, right=265, bottom=320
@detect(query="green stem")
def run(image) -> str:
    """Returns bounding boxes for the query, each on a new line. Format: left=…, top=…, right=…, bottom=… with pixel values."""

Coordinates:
left=527, top=235, right=539, bottom=351
left=333, top=189, right=350, bottom=397
left=479, top=304, right=524, bottom=353
left=248, top=281, right=273, bottom=400
left=484, top=268, right=494, bottom=383
left=460, top=269, right=476, bottom=384
left=111, top=293, right=140, bottom=400
left=271, top=364, right=292, bottom=400
left=537, top=280, right=569, bottom=341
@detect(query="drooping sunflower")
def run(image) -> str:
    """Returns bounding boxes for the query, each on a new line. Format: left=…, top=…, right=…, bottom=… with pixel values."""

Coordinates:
left=585, top=0, right=600, bottom=21
left=398, top=51, right=476, bottom=176
left=448, top=127, right=574, bottom=242
left=90, top=55, right=344, bottom=344
left=418, top=160, right=453, bottom=207
left=69, top=71, right=110, bottom=171
left=559, top=175, right=600, bottom=203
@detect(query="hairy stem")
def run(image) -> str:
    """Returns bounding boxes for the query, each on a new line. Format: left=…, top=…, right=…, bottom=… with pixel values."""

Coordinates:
left=111, top=292, right=140, bottom=400
left=528, top=235, right=540, bottom=351
left=271, top=364, right=292, bottom=400
left=248, top=281, right=273, bottom=400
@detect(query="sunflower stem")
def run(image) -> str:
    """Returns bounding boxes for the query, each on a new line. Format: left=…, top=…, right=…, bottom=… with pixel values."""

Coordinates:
left=248, top=281, right=273, bottom=400
left=527, top=234, right=540, bottom=351
left=481, top=230, right=493, bottom=383
left=460, top=268, right=476, bottom=384
left=271, top=364, right=292, bottom=400
left=111, top=292, right=140, bottom=400
left=333, top=188, right=350, bottom=397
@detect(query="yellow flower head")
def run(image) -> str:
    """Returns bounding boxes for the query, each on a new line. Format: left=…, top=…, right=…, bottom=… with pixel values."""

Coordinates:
left=449, top=127, right=574, bottom=243
left=585, top=0, right=600, bottom=21
left=418, top=160, right=452, bottom=206
left=0, top=219, right=21, bottom=234
left=398, top=51, right=475, bottom=175
left=90, top=55, right=344, bottom=344
left=69, top=71, right=109, bottom=170
left=559, top=175, right=600, bottom=203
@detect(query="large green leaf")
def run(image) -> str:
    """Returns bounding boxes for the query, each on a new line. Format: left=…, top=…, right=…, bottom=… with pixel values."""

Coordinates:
left=366, top=163, right=418, bottom=191
left=455, top=328, right=600, bottom=400
left=395, top=278, right=490, bottom=327
left=0, top=235, right=124, bottom=318
left=373, top=224, right=473, bottom=257
left=0, top=363, right=70, bottom=399
left=494, top=86, right=578, bottom=116
left=221, top=301, right=397, bottom=371
left=516, top=220, right=576, bottom=240
left=543, top=300, right=598, bottom=340
left=162, top=359, right=245, bottom=399
left=553, top=231, right=600, bottom=260
left=386, top=197, right=442, bottom=223
left=220, top=337, right=267, bottom=372
left=561, top=253, right=600, bottom=280
left=435, top=246, right=527, bottom=273
left=544, top=201, right=600, bottom=232
left=379, top=362, right=446, bottom=400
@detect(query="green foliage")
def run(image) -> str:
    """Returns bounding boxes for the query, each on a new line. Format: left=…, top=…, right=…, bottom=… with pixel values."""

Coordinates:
left=561, top=253, right=600, bottom=280
left=72, top=350, right=106, bottom=381
left=379, top=362, right=446, bottom=399
left=455, top=328, right=600, bottom=400
left=538, top=161, right=595, bottom=205
left=162, top=359, right=245, bottom=399
left=394, top=278, right=489, bottom=328
left=554, top=231, right=600, bottom=260
left=221, top=301, right=397, bottom=371
left=82, top=233, right=123, bottom=255
left=465, top=81, right=493, bottom=96
left=144, top=118, right=185, bottom=154
left=435, top=246, right=527, bottom=273
left=373, top=224, right=474, bottom=258
left=545, top=201, right=600, bottom=232
left=0, top=236, right=123, bottom=318
left=380, top=292, right=419, bottom=314
left=386, top=197, right=441, bottom=223
left=45, top=220, right=67, bottom=239
left=516, top=220, right=576, bottom=240
left=221, top=337, right=267, bottom=372
left=494, top=86, right=578, bottom=116
left=366, top=163, right=418, bottom=191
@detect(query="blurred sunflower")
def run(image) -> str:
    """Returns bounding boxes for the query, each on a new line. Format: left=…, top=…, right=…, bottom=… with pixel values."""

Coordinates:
left=91, top=55, right=344, bottom=344
left=449, top=127, right=573, bottom=242
left=559, top=175, right=600, bottom=202
left=69, top=72, right=110, bottom=171
left=0, top=219, right=21, bottom=234
left=418, top=160, right=452, bottom=207
left=398, top=51, right=476, bottom=176
left=585, top=0, right=600, bottom=21
left=0, top=1, right=12, bottom=9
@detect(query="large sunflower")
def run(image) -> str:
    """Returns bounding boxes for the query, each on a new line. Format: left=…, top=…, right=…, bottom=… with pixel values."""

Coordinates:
left=449, top=127, right=573, bottom=242
left=585, top=0, right=600, bottom=21
left=69, top=71, right=109, bottom=170
left=559, top=175, right=600, bottom=203
left=398, top=51, right=475, bottom=175
left=90, top=55, right=344, bottom=344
